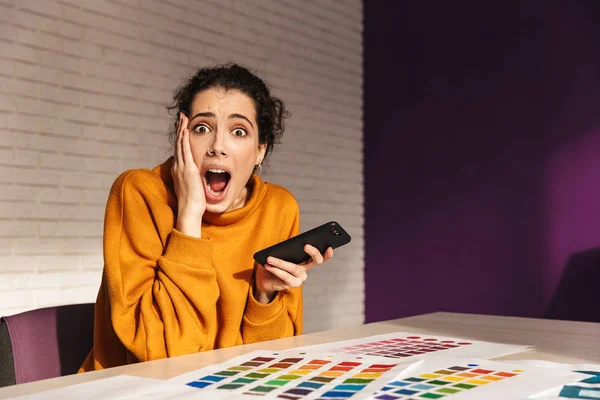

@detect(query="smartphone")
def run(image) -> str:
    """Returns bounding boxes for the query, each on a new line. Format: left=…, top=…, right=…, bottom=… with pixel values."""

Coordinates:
left=253, top=221, right=351, bottom=266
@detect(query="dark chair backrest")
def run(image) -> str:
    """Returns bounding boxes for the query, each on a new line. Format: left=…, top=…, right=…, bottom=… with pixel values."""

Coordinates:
left=545, top=248, right=600, bottom=323
left=0, top=303, right=95, bottom=387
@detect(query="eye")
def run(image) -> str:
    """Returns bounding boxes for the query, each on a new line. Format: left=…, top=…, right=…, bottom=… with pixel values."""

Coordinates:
left=193, top=124, right=211, bottom=134
left=232, top=128, right=247, bottom=137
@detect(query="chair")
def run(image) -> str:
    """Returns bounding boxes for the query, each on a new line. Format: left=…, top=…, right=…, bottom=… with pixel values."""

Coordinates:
left=0, top=303, right=95, bottom=387
left=545, top=248, right=600, bottom=323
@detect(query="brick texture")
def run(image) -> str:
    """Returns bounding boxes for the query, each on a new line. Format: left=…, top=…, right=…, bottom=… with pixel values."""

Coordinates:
left=0, top=0, right=363, bottom=334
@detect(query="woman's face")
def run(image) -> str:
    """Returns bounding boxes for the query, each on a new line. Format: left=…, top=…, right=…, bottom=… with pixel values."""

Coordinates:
left=187, top=88, right=266, bottom=214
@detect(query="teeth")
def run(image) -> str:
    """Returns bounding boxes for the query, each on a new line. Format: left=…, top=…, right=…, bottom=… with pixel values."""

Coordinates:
left=208, top=169, right=227, bottom=173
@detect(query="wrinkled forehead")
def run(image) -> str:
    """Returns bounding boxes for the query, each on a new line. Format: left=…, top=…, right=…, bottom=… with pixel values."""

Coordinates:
left=190, top=88, right=258, bottom=123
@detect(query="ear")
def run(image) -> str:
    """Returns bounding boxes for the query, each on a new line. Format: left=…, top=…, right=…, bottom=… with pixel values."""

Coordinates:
left=257, top=143, right=267, bottom=164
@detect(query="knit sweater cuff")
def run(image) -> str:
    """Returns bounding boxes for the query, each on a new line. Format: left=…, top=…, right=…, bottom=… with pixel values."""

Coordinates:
left=164, top=229, right=214, bottom=267
left=245, top=288, right=285, bottom=324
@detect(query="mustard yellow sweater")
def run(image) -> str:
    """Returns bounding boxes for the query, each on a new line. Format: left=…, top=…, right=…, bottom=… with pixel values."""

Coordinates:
left=79, top=158, right=302, bottom=371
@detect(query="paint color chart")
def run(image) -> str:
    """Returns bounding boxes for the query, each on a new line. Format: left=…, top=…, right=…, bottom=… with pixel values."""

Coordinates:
left=168, top=350, right=414, bottom=399
left=372, top=362, right=522, bottom=399
left=295, top=333, right=531, bottom=361
left=375, top=358, right=586, bottom=400
left=332, top=336, right=472, bottom=358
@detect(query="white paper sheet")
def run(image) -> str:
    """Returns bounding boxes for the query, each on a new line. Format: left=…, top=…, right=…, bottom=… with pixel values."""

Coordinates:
left=294, top=332, right=532, bottom=361
left=167, top=349, right=418, bottom=399
left=369, top=357, right=585, bottom=400
left=9, top=375, right=174, bottom=400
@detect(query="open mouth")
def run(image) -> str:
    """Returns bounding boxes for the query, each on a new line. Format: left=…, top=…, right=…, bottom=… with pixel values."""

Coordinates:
left=204, top=169, right=231, bottom=199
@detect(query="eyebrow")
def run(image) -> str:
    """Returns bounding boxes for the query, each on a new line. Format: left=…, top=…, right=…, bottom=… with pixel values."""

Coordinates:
left=189, top=112, right=255, bottom=129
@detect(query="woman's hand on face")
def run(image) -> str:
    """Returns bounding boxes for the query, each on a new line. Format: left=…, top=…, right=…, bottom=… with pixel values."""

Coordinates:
left=172, top=112, right=206, bottom=238
left=253, top=245, right=334, bottom=304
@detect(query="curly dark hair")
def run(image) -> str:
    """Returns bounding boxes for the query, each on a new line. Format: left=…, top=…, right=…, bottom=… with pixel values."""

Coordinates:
left=167, top=63, right=289, bottom=163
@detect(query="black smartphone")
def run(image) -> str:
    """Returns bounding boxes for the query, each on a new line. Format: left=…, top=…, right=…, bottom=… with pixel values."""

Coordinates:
left=253, top=221, right=351, bottom=266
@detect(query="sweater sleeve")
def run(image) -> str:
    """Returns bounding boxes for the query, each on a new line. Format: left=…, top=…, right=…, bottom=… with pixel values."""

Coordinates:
left=241, top=200, right=303, bottom=343
left=85, top=170, right=220, bottom=369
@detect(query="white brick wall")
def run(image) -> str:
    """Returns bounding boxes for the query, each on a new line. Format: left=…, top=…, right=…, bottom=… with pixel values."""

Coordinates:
left=0, top=0, right=364, bottom=334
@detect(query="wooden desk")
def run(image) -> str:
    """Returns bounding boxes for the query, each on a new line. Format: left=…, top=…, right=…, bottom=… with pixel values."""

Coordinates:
left=2, top=312, right=599, bottom=397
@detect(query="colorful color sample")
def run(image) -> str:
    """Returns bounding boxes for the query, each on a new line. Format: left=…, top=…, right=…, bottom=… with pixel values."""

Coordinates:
left=182, top=352, right=402, bottom=399
left=331, top=336, right=472, bottom=359
left=185, top=355, right=290, bottom=390
left=272, top=361, right=397, bottom=399
left=559, top=385, right=600, bottom=399
left=295, top=332, right=531, bottom=363
left=373, top=363, right=522, bottom=399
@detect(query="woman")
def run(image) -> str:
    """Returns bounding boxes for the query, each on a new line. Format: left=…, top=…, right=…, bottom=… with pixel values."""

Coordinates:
left=79, top=64, right=333, bottom=371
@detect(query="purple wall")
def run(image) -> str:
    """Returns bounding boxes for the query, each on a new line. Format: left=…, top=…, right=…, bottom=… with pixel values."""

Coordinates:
left=364, top=1, right=600, bottom=322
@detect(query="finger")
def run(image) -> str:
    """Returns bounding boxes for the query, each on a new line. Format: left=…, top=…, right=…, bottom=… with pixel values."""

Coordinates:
left=175, top=113, right=184, bottom=165
left=264, top=264, right=303, bottom=288
left=267, top=257, right=307, bottom=279
left=261, top=264, right=287, bottom=287
left=323, top=247, right=334, bottom=262
left=304, top=244, right=324, bottom=265
left=182, top=125, right=194, bottom=166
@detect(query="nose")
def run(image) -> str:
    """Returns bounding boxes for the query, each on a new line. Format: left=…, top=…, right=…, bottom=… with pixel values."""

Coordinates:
left=207, top=130, right=227, bottom=157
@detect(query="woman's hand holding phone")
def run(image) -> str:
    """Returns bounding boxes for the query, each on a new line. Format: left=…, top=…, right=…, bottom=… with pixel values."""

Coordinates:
left=253, top=245, right=334, bottom=304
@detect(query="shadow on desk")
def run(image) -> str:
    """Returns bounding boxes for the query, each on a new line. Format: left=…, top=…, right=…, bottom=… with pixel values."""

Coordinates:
left=545, top=247, right=600, bottom=323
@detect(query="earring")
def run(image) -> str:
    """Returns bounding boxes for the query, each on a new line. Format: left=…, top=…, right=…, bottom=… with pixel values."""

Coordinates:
left=255, top=163, right=262, bottom=175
